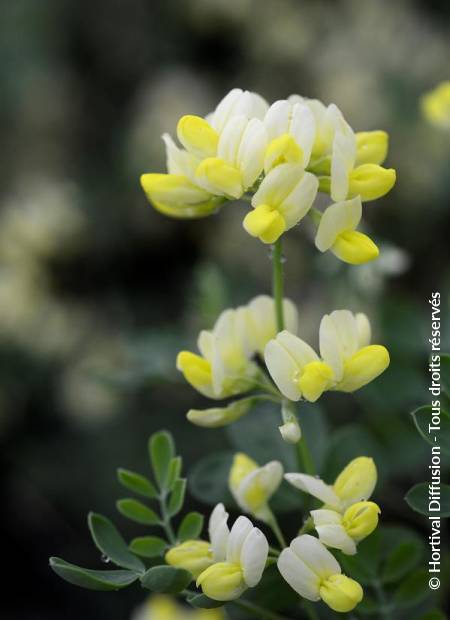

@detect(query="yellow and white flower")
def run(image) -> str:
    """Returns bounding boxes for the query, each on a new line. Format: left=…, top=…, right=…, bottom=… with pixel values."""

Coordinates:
left=245, top=295, right=298, bottom=355
left=207, top=88, right=269, bottom=133
left=229, top=453, right=283, bottom=523
left=243, top=163, right=318, bottom=244
left=195, top=508, right=269, bottom=601
left=315, top=196, right=379, bottom=264
left=277, top=534, right=363, bottom=613
left=311, top=501, right=381, bottom=555
left=285, top=456, right=377, bottom=513
left=264, top=310, right=389, bottom=402
left=421, top=81, right=450, bottom=130
left=131, top=593, right=225, bottom=620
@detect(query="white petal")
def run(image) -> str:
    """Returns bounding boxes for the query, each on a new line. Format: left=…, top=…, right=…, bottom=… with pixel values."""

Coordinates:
left=210, top=88, right=243, bottom=132
left=326, top=310, right=359, bottom=359
left=290, top=534, right=341, bottom=579
left=284, top=298, right=299, bottom=335
left=264, top=100, right=290, bottom=140
left=217, top=115, right=247, bottom=166
left=252, top=164, right=305, bottom=209
left=315, top=524, right=357, bottom=555
left=356, top=313, right=371, bottom=348
left=290, top=103, right=316, bottom=167
left=281, top=171, right=319, bottom=229
left=310, top=509, right=341, bottom=526
left=276, top=331, right=319, bottom=368
left=209, top=503, right=230, bottom=561
left=319, top=314, right=344, bottom=381
left=277, top=548, right=320, bottom=600
left=315, top=197, right=362, bottom=252
left=330, top=124, right=356, bottom=202
left=162, top=134, right=200, bottom=179
left=237, top=119, right=267, bottom=189
left=264, top=338, right=301, bottom=401
left=284, top=473, right=340, bottom=508
left=198, top=330, right=213, bottom=360
left=240, top=528, right=269, bottom=587
left=226, top=516, right=254, bottom=563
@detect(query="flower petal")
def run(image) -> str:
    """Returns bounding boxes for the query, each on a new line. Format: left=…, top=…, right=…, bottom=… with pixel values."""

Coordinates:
left=240, top=528, right=269, bottom=587
left=277, top=547, right=320, bottom=600
left=284, top=473, right=341, bottom=508
left=290, top=534, right=341, bottom=580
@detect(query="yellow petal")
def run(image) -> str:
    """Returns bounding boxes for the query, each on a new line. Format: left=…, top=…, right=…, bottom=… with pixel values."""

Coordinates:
left=348, top=164, right=396, bottom=201
left=243, top=204, right=286, bottom=244
left=336, top=345, right=390, bottom=392
left=333, top=457, right=377, bottom=507
left=229, top=453, right=259, bottom=492
left=196, top=157, right=243, bottom=199
left=342, top=501, right=380, bottom=541
left=196, top=562, right=246, bottom=601
left=298, top=361, right=334, bottom=402
left=264, top=134, right=303, bottom=173
left=177, top=115, right=219, bottom=158
left=176, top=351, right=213, bottom=394
left=165, top=540, right=213, bottom=579
left=320, top=574, right=363, bottom=613
left=331, top=230, right=379, bottom=265
left=356, top=131, right=388, bottom=166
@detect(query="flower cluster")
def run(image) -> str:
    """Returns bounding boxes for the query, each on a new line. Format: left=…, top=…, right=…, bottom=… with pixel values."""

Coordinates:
left=141, top=88, right=396, bottom=264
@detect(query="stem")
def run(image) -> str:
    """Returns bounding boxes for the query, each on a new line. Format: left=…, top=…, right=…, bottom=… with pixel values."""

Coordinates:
left=159, top=491, right=176, bottom=544
left=268, top=513, right=287, bottom=548
left=296, top=436, right=315, bottom=475
left=272, top=239, right=285, bottom=332
left=302, top=600, right=320, bottom=620
left=298, top=516, right=314, bottom=535
left=232, top=599, right=289, bottom=620
left=372, top=579, right=392, bottom=620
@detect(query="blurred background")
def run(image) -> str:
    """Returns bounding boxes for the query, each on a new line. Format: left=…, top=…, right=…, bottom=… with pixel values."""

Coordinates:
left=1, top=0, right=449, bottom=618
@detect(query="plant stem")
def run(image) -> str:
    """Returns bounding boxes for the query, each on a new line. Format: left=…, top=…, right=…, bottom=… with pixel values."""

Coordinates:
left=232, top=599, right=289, bottom=620
left=296, top=436, right=315, bottom=475
left=272, top=239, right=285, bottom=332
left=268, top=513, right=287, bottom=548
left=159, top=491, right=176, bottom=544
left=372, top=579, right=392, bottom=620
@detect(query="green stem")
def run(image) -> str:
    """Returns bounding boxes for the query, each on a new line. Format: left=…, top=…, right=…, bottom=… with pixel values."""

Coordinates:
left=372, top=579, right=392, bottom=620
left=272, top=239, right=285, bottom=332
left=302, top=600, right=320, bottom=620
left=232, top=599, right=289, bottom=620
left=296, top=437, right=315, bottom=475
left=159, top=491, right=176, bottom=544
left=268, top=512, right=287, bottom=548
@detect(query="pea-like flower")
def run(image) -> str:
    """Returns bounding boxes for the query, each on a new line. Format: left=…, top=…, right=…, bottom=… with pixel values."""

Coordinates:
left=311, top=501, right=381, bottom=555
left=421, top=81, right=450, bottom=130
left=264, top=310, right=389, bottom=402
left=228, top=453, right=283, bottom=523
left=285, top=456, right=377, bottom=512
left=195, top=509, right=269, bottom=601
left=243, top=163, right=318, bottom=244
left=178, top=295, right=298, bottom=402
left=315, top=196, right=379, bottom=265
left=277, top=534, right=363, bottom=613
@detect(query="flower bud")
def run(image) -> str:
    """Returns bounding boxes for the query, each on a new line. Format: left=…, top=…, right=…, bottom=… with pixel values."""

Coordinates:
left=196, top=562, right=246, bottom=601
left=356, top=131, right=388, bottom=165
left=264, top=134, right=303, bottom=173
left=343, top=501, right=381, bottom=541
left=187, top=398, right=254, bottom=428
left=177, top=351, right=213, bottom=396
left=177, top=115, right=219, bottom=159
left=165, top=540, right=213, bottom=579
left=348, top=164, right=396, bottom=201
left=337, top=345, right=390, bottom=393
left=319, top=574, right=363, bottom=612
left=243, top=204, right=286, bottom=244
left=333, top=457, right=377, bottom=507
left=298, top=361, right=334, bottom=402
left=279, top=421, right=301, bottom=444
left=332, top=230, right=379, bottom=265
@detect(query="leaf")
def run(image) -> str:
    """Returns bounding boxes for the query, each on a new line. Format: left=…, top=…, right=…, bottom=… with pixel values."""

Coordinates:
left=188, top=594, right=224, bottom=609
left=419, top=610, right=447, bottom=620
left=88, top=513, right=145, bottom=573
left=49, top=557, right=138, bottom=591
left=117, top=468, right=158, bottom=499
left=189, top=451, right=234, bottom=506
left=337, top=530, right=381, bottom=585
left=178, top=512, right=204, bottom=542
left=167, top=456, right=183, bottom=490
left=168, top=479, right=186, bottom=517
left=129, top=536, right=168, bottom=558
left=141, top=565, right=192, bottom=593
left=381, top=540, right=422, bottom=584
left=405, top=483, right=450, bottom=517
left=411, top=406, right=450, bottom=454
left=149, top=431, right=175, bottom=489
left=356, top=593, right=378, bottom=615
left=117, top=499, right=161, bottom=525
left=393, top=569, right=430, bottom=608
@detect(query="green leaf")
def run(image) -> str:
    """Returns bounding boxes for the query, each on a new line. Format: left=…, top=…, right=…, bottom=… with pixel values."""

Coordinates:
left=189, top=451, right=234, bottom=506
left=141, top=565, right=192, bottom=593
left=88, top=513, right=145, bottom=573
left=149, top=431, right=175, bottom=489
left=168, top=479, right=186, bottom=517
left=405, top=483, right=450, bottom=517
left=411, top=406, right=450, bottom=454
left=337, top=530, right=381, bottom=585
left=117, top=499, right=161, bottom=525
left=49, top=557, right=138, bottom=591
left=117, top=468, right=158, bottom=499
left=178, top=512, right=204, bottom=542
left=188, top=594, right=224, bottom=609
left=419, top=610, right=446, bottom=620
left=393, top=569, right=430, bottom=608
left=356, top=593, right=378, bottom=615
left=381, top=540, right=422, bottom=584
left=129, top=536, right=168, bottom=558
left=167, top=456, right=183, bottom=490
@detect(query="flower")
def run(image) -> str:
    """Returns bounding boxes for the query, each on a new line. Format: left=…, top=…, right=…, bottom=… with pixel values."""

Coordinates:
left=277, top=534, right=363, bottom=613
left=195, top=508, right=268, bottom=601
left=315, top=196, right=379, bottom=264
left=229, top=453, right=283, bottom=522
left=179, top=295, right=298, bottom=401
left=243, top=163, right=318, bottom=243
left=131, top=594, right=225, bottom=620
left=421, top=81, right=450, bottom=130
left=311, top=501, right=381, bottom=555
left=285, top=456, right=377, bottom=512
left=264, top=310, right=389, bottom=402
left=355, top=131, right=388, bottom=166
left=165, top=540, right=214, bottom=579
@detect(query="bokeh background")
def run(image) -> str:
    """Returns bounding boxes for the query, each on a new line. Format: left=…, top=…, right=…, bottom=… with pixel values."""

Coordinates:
left=1, top=0, right=449, bottom=618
